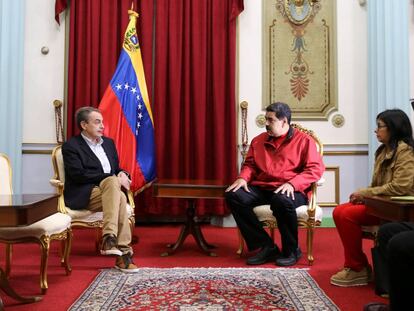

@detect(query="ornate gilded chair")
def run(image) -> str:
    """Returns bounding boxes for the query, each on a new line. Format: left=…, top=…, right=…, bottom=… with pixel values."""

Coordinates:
left=49, top=145, right=136, bottom=252
left=236, top=123, right=324, bottom=265
left=0, top=153, right=72, bottom=294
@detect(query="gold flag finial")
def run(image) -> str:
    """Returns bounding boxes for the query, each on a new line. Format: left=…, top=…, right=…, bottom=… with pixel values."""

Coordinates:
left=128, top=2, right=138, bottom=18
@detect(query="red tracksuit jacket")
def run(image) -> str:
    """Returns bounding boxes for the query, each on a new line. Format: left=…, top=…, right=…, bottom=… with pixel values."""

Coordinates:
left=239, top=127, right=325, bottom=197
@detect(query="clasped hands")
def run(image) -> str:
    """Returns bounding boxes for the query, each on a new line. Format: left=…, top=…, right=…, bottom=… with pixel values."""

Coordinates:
left=117, top=171, right=131, bottom=190
left=225, top=178, right=296, bottom=199
left=349, top=192, right=364, bottom=204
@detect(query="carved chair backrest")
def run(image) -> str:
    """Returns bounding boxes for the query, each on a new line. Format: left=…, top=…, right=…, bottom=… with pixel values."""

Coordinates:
left=51, top=145, right=66, bottom=183
left=291, top=123, right=323, bottom=157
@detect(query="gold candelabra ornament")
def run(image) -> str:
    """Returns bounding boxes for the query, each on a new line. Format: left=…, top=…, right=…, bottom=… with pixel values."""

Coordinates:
left=240, top=101, right=249, bottom=161
left=53, top=100, right=65, bottom=144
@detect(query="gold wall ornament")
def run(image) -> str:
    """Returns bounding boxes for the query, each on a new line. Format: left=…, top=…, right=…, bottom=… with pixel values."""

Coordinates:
left=53, top=100, right=65, bottom=144
left=240, top=101, right=249, bottom=160
left=331, top=113, right=345, bottom=128
left=263, top=0, right=337, bottom=120
left=256, top=114, right=266, bottom=128
left=240, top=101, right=248, bottom=109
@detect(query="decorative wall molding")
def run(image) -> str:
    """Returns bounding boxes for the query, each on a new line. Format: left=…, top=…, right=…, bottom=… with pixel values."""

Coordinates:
left=262, top=0, right=337, bottom=120
left=22, top=143, right=57, bottom=154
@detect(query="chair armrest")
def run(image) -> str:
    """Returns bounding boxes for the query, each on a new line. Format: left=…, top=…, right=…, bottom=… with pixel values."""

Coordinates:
left=126, top=190, right=135, bottom=213
left=49, top=179, right=68, bottom=214
left=50, top=179, right=64, bottom=189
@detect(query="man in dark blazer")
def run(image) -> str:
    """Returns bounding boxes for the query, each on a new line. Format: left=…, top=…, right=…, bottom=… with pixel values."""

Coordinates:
left=62, top=106, right=138, bottom=273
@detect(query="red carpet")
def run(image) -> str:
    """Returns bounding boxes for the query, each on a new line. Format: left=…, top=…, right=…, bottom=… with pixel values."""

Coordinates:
left=1, top=226, right=387, bottom=310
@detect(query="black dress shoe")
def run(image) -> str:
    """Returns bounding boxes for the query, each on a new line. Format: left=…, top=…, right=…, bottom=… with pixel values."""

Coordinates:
left=363, top=303, right=390, bottom=311
left=246, top=245, right=280, bottom=265
left=275, top=248, right=302, bottom=267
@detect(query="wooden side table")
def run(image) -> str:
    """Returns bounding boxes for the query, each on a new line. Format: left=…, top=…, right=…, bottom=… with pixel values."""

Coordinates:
left=364, top=196, right=414, bottom=222
left=153, top=180, right=227, bottom=256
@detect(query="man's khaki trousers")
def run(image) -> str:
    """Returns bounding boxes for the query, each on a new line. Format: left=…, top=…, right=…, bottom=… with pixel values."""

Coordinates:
left=87, top=176, right=131, bottom=250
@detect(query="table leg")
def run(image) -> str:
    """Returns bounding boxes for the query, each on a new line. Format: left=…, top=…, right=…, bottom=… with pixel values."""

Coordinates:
left=161, top=200, right=217, bottom=256
left=0, top=268, right=42, bottom=308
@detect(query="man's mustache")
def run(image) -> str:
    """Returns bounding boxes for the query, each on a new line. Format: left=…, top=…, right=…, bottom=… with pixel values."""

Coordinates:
left=266, top=126, right=271, bottom=131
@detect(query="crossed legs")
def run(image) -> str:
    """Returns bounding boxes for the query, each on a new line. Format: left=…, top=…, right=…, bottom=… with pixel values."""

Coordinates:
left=87, top=176, right=132, bottom=253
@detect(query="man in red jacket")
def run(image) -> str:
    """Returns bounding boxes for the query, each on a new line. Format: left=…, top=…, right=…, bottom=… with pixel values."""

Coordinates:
left=225, top=102, right=324, bottom=266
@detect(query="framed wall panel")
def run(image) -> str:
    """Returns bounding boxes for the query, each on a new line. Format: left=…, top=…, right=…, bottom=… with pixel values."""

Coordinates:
left=263, top=0, right=337, bottom=119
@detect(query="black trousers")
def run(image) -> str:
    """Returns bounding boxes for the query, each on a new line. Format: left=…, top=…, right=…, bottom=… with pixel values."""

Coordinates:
left=225, top=185, right=307, bottom=255
left=376, top=222, right=414, bottom=311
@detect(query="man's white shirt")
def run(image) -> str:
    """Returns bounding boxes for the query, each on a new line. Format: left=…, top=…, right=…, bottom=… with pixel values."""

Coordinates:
left=81, top=133, right=111, bottom=174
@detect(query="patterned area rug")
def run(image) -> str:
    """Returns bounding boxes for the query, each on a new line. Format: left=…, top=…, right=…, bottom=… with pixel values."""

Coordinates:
left=69, top=267, right=338, bottom=311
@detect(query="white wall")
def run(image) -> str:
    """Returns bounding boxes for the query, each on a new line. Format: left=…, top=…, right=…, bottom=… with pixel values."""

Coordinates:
left=23, top=0, right=66, bottom=144
left=238, top=0, right=368, bottom=144
left=22, top=0, right=66, bottom=193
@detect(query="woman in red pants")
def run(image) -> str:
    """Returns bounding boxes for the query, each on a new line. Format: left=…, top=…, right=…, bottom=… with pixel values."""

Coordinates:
left=330, top=109, right=414, bottom=287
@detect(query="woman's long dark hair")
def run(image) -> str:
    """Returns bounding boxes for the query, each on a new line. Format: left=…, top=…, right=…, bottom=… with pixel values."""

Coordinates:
left=375, top=109, right=414, bottom=159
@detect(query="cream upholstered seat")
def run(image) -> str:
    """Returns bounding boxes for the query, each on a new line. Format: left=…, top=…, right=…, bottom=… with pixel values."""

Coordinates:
left=50, top=145, right=136, bottom=252
left=236, top=123, right=324, bottom=265
left=0, top=153, right=72, bottom=294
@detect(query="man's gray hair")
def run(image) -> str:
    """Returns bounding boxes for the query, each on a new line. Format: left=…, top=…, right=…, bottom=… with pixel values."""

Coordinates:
left=75, top=106, right=101, bottom=131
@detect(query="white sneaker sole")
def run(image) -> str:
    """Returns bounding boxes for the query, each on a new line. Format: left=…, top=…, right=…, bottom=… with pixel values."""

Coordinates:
left=101, top=249, right=122, bottom=256
left=114, top=265, right=140, bottom=273
left=330, top=277, right=369, bottom=287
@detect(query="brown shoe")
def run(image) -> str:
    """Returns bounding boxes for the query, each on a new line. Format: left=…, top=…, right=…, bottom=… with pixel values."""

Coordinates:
left=115, top=254, right=139, bottom=273
left=330, top=266, right=371, bottom=287
left=363, top=302, right=390, bottom=311
left=100, top=234, right=122, bottom=256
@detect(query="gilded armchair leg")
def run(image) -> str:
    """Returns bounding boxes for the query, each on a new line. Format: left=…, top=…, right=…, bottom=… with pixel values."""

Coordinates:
left=62, top=228, right=72, bottom=275
left=236, top=228, right=244, bottom=256
left=5, top=244, right=12, bottom=278
left=39, top=236, right=50, bottom=294
left=307, top=227, right=314, bottom=265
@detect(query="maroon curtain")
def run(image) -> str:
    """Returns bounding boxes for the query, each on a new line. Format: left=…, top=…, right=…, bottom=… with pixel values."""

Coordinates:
left=64, top=0, right=243, bottom=217
left=140, top=0, right=243, bottom=216
left=66, top=0, right=154, bottom=137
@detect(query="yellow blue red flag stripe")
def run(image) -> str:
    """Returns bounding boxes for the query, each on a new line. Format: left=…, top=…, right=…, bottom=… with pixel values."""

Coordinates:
left=99, top=9, right=155, bottom=192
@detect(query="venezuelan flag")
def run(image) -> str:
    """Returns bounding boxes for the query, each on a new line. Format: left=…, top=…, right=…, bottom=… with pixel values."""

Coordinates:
left=99, top=9, right=155, bottom=192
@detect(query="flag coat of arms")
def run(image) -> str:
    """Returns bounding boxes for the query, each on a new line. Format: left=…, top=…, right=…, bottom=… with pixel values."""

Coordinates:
left=99, top=9, right=155, bottom=192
